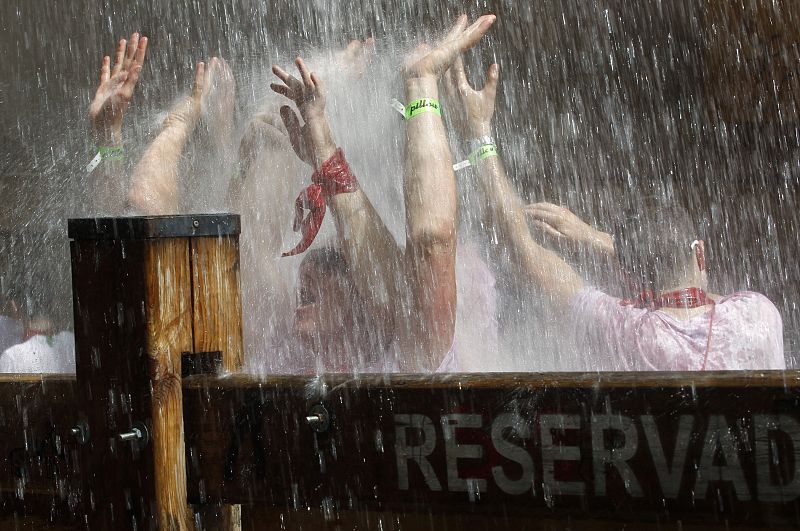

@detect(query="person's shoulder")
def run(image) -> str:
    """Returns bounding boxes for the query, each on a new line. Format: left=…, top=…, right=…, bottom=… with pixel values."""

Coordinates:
left=719, top=291, right=783, bottom=324
left=719, top=291, right=780, bottom=310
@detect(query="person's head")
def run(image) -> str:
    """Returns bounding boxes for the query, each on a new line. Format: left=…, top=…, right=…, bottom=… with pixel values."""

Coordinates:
left=613, top=200, right=707, bottom=293
left=293, top=246, right=376, bottom=369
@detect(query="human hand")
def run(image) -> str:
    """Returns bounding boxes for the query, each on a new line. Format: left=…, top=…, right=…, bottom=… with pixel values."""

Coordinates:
left=442, top=56, right=499, bottom=138
left=200, top=57, right=236, bottom=145
left=270, top=57, right=336, bottom=167
left=403, top=14, right=495, bottom=82
left=89, top=33, right=148, bottom=142
left=238, top=111, right=291, bottom=171
left=163, top=60, right=207, bottom=128
left=525, top=202, right=614, bottom=254
left=335, top=38, right=376, bottom=78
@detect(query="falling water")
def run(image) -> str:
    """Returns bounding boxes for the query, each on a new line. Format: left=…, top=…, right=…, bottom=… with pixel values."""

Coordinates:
left=2, top=0, right=798, bottom=373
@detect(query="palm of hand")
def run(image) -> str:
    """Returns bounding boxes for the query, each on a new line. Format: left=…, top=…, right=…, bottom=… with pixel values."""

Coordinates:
left=200, top=58, right=236, bottom=140
left=89, top=34, right=147, bottom=133
left=403, top=14, right=496, bottom=80
left=89, top=76, right=133, bottom=128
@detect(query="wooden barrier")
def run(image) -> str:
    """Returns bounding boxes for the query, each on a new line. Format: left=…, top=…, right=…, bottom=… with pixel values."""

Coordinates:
left=0, top=375, right=79, bottom=528
left=68, top=214, right=242, bottom=530
left=3, top=214, right=800, bottom=530
left=183, top=372, right=800, bottom=529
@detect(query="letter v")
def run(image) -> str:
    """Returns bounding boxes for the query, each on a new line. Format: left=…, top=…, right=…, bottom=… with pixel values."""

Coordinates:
left=642, top=415, right=694, bottom=499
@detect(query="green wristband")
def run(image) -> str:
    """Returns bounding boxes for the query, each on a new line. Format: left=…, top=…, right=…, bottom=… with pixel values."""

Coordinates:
left=468, top=143, right=498, bottom=165
left=405, top=98, right=442, bottom=120
left=97, top=145, right=125, bottom=161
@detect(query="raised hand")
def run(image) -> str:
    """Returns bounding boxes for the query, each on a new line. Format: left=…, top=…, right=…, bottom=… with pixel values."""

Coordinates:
left=270, top=57, right=336, bottom=167
left=89, top=33, right=148, bottom=141
left=335, top=38, right=376, bottom=78
left=200, top=57, right=236, bottom=145
left=403, top=14, right=495, bottom=81
left=443, top=56, right=499, bottom=137
left=525, top=202, right=614, bottom=254
left=163, top=60, right=206, bottom=128
left=238, top=112, right=291, bottom=172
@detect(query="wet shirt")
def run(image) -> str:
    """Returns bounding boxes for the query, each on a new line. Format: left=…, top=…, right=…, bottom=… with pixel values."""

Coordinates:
left=0, top=316, right=22, bottom=354
left=0, top=332, right=76, bottom=374
left=570, top=289, right=785, bottom=371
left=245, top=242, right=497, bottom=374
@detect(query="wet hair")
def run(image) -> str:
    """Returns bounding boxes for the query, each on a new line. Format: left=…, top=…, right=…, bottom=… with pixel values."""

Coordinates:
left=612, top=199, right=700, bottom=291
left=300, top=246, right=350, bottom=277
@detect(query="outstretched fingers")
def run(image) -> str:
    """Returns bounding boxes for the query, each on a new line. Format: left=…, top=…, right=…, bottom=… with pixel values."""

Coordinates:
left=481, top=63, right=500, bottom=100
left=280, top=105, right=310, bottom=162
left=111, top=39, right=126, bottom=76
left=192, top=61, right=206, bottom=100
left=531, top=220, right=566, bottom=240
left=442, top=14, right=468, bottom=44
left=99, top=56, right=111, bottom=84
left=295, top=57, right=314, bottom=91
left=272, top=64, right=304, bottom=101
left=454, top=14, right=496, bottom=54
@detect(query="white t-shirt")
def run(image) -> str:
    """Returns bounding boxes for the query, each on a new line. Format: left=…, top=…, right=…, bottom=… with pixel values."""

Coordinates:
left=0, top=316, right=22, bottom=354
left=571, top=288, right=785, bottom=371
left=0, top=331, right=76, bottom=374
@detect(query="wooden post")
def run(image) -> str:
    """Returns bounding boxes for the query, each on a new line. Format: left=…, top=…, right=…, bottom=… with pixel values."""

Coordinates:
left=68, top=214, right=241, bottom=530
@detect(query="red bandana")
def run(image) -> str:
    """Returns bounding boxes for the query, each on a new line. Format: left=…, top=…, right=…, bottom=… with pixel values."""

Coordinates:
left=622, top=287, right=714, bottom=310
left=282, top=149, right=359, bottom=257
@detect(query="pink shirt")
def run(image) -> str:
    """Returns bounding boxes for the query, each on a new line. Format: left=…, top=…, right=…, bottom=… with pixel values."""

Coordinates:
left=571, top=289, right=785, bottom=371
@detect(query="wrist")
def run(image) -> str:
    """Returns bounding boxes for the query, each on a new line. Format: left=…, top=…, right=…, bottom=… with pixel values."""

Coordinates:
left=467, top=122, right=492, bottom=138
left=91, top=124, right=122, bottom=146
left=404, top=76, right=439, bottom=100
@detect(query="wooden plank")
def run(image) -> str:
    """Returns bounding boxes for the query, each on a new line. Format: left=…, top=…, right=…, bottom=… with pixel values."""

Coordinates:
left=144, top=238, right=196, bottom=530
left=70, top=237, right=158, bottom=528
left=242, top=506, right=800, bottom=531
left=189, top=235, right=244, bottom=530
left=190, top=236, right=243, bottom=372
left=0, top=376, right=80, bottom=527
left=183, top=372, right=800, bottom=527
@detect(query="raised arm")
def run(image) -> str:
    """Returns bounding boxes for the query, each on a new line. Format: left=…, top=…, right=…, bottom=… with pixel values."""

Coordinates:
left=396, top=14, right=496, bottom=370
left=88, top=32, right=147, bottom=214
left=445, top=57, right=583, bottom=312
left=270, top=55, right=401, bottom=349
left=128, top=57, right=234, bottom=214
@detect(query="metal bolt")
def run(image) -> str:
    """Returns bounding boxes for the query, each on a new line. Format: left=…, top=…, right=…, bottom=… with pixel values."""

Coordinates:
left=69, top=421, right=90, bottom=445
left=119, top=427, right=143, bottom=442
left=306, top=404, right=330, bottom=433
left=192, top=219, right=200, bottom=228
left=118, top=421, right=150, bottom=446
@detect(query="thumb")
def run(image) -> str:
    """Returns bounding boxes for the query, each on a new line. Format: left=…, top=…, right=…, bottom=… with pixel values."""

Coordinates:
left=481, top=63, right=499, bottom=102
left=280, top=105, right=309, bottom=163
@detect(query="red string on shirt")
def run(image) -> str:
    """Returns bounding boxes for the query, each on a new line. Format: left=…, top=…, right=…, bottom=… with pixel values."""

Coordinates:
left=282, top=148, right=359, bottom=257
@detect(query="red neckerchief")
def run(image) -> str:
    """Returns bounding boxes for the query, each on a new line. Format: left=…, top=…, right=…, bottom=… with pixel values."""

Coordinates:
left=622, top=287, right=714, bottom=309
left=282, top=148, right=359, bottom=257
left=621, top=287, right=716, bottom=371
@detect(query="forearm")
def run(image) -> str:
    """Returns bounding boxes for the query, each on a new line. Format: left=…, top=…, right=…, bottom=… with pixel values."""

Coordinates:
left=127, top=120, right=194, bottom=214
left=89, top=126, right=126, bottom=215
left=400, top=77, right=458, bottom=370
left=478, top=155, right=583, bottom=310
left=329, top=190, right=401, bottom=323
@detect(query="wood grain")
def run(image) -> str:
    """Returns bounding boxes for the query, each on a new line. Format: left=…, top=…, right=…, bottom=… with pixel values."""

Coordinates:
left=145, top=238, right=195, bottom=530
left=190, top=236, right=243, bottom=372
